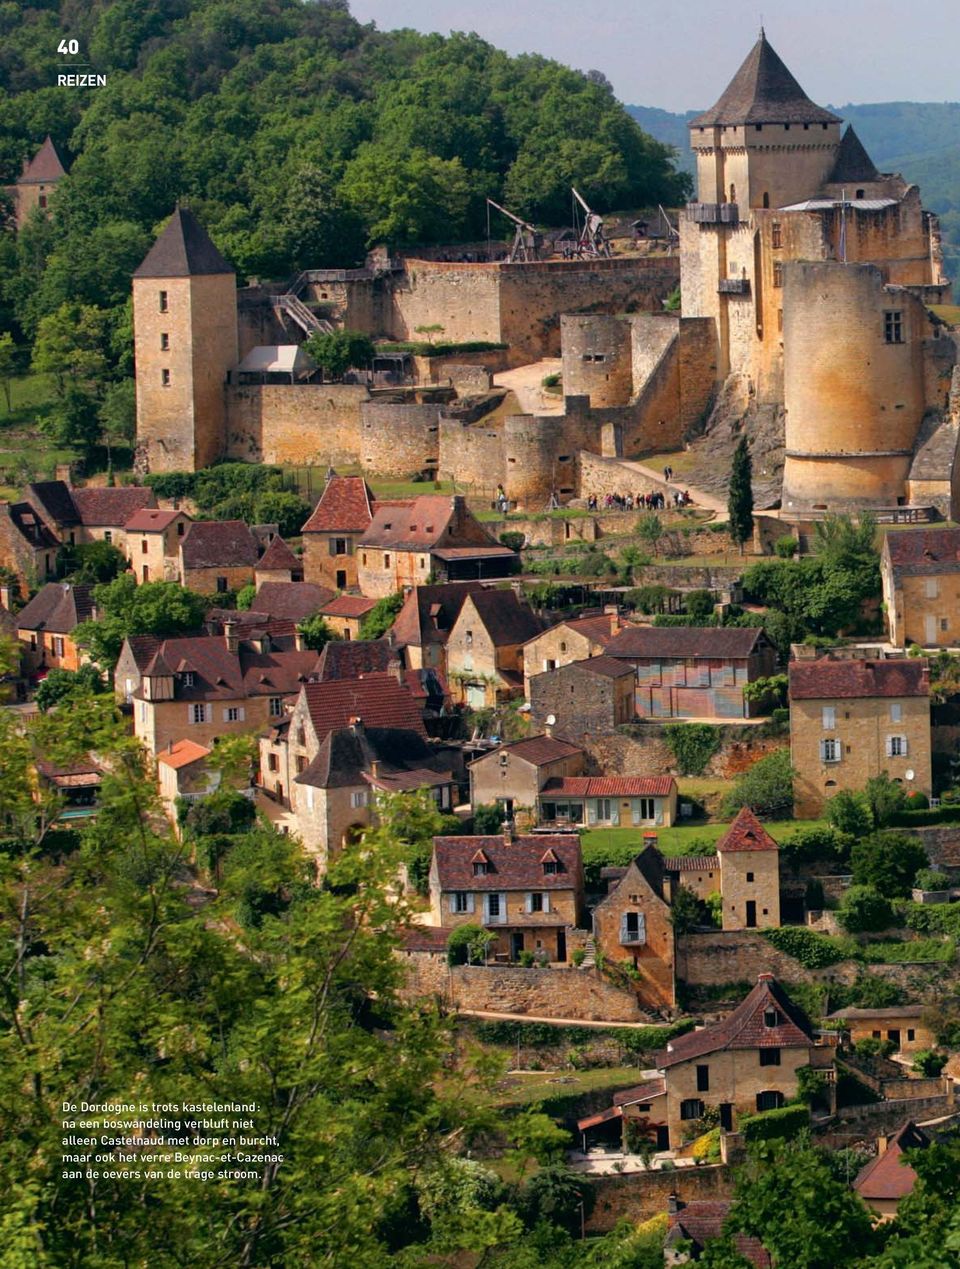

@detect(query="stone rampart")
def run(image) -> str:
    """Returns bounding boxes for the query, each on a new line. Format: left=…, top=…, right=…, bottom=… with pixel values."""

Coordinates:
left=224, top=383, right=367, bottom=466
left=359, top=400, right=442, bottom=476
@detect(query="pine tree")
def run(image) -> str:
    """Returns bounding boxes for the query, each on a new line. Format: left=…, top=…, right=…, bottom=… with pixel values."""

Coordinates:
left=728, top=435, right=754, bottom=550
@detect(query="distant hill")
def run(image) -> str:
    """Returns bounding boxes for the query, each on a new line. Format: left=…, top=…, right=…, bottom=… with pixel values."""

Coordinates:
left=627, top=100, right=960, bottom=275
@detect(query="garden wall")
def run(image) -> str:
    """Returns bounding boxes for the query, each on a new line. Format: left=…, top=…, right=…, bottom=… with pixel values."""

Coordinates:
left=585, top=1164, right=734, bottom=1233
left=589, top=724, right=787, bottom=783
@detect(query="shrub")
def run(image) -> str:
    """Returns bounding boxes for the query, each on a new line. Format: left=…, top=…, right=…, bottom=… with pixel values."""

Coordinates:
left=518, top=950, right=536, bottom=967
left=913, top=1049, right=947, bottom=1077
left=854, top=1036, right=896, bottom=1060
left=664, top=723, right=722, bottom=776
left=762, top=927, right=848, bottom=968
left=358, top=591, right=404, bottom=640
left=826, top=790, right=873, bottom=837
left=774, top=535, right=798, bottom=558
left=447, top=925, right=495, bottom=966
left=722, top=749, right=794, bottom=819
left=915, top=869, right=950, bottom=891
left=851, top=830, right=928, bottom=899
left=183, top=790, right=255, bottom=840
left=685, top=589, right=716, bottom=621
left=473, top=803, right=505, bottom=834
left=837, top=885, right=896, bottom=934
left=669, top=884, right=704, bottom=934
left=864, top=773, right=908, bottom=827
left=796, top=1065, right=830, bottom=1108
left=499, top=530, right=525, bottom=551
left=571, top=948, right=586, bottom=967
left=781, top=824, right=850, bottom=868
left=740, top=1103, right=809, bottom=1143
left=905, top=791, right=930, bottom=810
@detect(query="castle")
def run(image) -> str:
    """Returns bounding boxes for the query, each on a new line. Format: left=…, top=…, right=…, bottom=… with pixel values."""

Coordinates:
left=132, top=33, right=960, bottom=519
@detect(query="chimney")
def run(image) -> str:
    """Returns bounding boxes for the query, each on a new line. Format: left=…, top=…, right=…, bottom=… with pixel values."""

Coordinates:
left=370, top=760, right=379, bottom=779
left=294, top=628, right=306, bottom=652
left=224, top=620, right=239, bottom=654
left=667, top=1193, right=683, bottom=1215
left=349, top=715, right=363, bottom=734
left=643, top=830, right=658, bottom=851
left=877, top=1134, right=889, bottom=1156
left=0, top=582, right=11, bottom=610
left=502, top=819, right=514, bottom=845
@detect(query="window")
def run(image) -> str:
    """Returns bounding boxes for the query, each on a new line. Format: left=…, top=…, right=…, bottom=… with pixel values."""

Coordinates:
left=351, top=790, right=367, bottom=809
left=159, top=290, right=168, bottom=312
left=885, top=310, right=903, bottom=344
left=474, top=861, right=489, bottom=876
left=160, top=333, right=169, bottom=351
left=763, top=1007, right=780, bottom=1028
left=216, top=576, right=228, bottom=593
left=762, top=192, right=770, bottom=209
left=756, top=1090, right=784, bottom=1112
left=886, top=735, right=908, bottom=757
left=52, top=636, right=64, bottom=657
left=746, top=871, right=754, bottom=883
left=822, top=706, right=836, bottom=729
left=680, top=1099, right=704, bottom=1121
left=161, top=368, right=170, bottom=387
left=760, top=1048, right=781, bottom=1066
left=190, top=704, right=206, bottom=725
left=638, top=797, right=655, bottom=821
left=177, top=520, right=185, bottom=536
left=269, top=697, right=283, bottom=717
left=104, top=531, right=112, bottom=544
left=295, top=755, right=307, bottom=774
left=856, top=188, right=865, bottom=199
left=383, top=553, right=391, bottom=569
left=942, top=618, right=950, bottom=632
left=696, top=1065, right=710, bottom=1092
left=225, top=706, right=243, bottom=723
left=362, top=552, right=367, bottom=565
left=620, top=912, right=645, bottom=944
left=543, top=860, right=559, bottom=875
left=487, top=893, right=501, bottom=917
left=453, top=891, right=471, bottom=913
left=820, top=738, right=841, bottom=763
left=890, top=703, right=902, bottom=723
left=771, top=222, right=782, bottom=249
left=777, top=309, right=783, bottom=332
left=333, top=538, right=348, bottom=555
left=465, top=630, right=473, bottom=647
left=907, top=1029, right=915, bottom=1042
left=182, top=671, right=195, bottom=687
left=39, top=193, right=47, bottom=208
left=925, top=578, right=939, bottom=599
left=772, top=261, right=784, bottom=288
left=872, top=1030, right=881, bottom=1039
left=528, top=892, right=544, bottom=913
left=141, top=538, right=149, bottom=554
left=268, top=753, right=278, bottom=773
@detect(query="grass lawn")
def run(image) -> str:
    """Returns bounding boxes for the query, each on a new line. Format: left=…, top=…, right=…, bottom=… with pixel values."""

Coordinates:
left=0, top=373, right=79, bottom=480
left=489, top=1064, right=641, bottom=1109
left=581, top=818, right=829, bottom=859
left=0, top=371, right=59, bottom=430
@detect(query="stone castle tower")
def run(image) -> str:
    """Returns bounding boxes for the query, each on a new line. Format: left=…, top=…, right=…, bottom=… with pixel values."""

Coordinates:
left=8, top=135, right=66, bottom=228
left=133, top=207, right=238, bottom=473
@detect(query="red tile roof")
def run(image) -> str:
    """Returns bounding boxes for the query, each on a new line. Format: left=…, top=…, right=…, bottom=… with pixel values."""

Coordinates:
left=568, top=654, right=635, bottom=678
left=612, top=1077, right=666, bottom=1107
left=854, top=1121, right=929, bottom=1202
left=314, top=640, right=401, bottom=681
left=398, top=924, right=450, bottom=952
left=471, top=734, right=584, bottom=768
left=136, top=635, right=318, bottom=701
left=124, top=507, right=183, bottom=532
left=885, top=527, right=960, bottom=575
left=180, top=520, right=260, bottom=569
left=540, top=775, right=677, bottom=797
left=156, top=739, right=211, bottom=770
left=789, top=658, right=929, bottom=700
left=321, top=594, right=377, bottom=618
left=301, top=674, right=427, bottom=740
left=666, top=1201, right=772, bottom=1269
left=248, top=581, right=334, bottom=621
left=301, top=476, right=375, bottom=533
left=669, top=854, right=720, bottom=870
left=654, top=974, right=813, bottom=1067
left=360, top=494, right=498, bottom=551
left=256, top=536, right=299, bottom=572
left=523, top=613, right=618, bottom=649
left=432, top=833, right=583, bottom=892
left=70, top=486, right=156, bottom=527
left=716, top=807, right=779, bottom=853
left=607, top=625, right=765, bottom=660
left=19, top=136, right=66, bottom=183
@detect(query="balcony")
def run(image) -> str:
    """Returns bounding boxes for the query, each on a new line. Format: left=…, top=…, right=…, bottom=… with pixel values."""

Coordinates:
left=685, top=202, right=739, bottom=226
left=719, top=277, right=751, bottom=295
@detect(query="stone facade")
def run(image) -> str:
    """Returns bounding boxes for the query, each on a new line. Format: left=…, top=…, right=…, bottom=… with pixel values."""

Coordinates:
left=880, top=527, right=960, bottom=649
left=224, top=383, right=367, bottom=466
left=592, top=852, right=677, bottom=1009
left=529, top=657, right=636, bottom=744
left=125, top=513, right=190, bottom=584
left=521, top=614, right=620, bottom=696
left=468, top=737, right=585, bottom=816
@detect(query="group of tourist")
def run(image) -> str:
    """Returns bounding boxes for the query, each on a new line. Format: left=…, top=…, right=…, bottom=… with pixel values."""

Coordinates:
left=585, top=488, right=692, bottom=512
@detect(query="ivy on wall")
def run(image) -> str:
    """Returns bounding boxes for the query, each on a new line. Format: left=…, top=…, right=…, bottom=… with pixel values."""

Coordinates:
left=664, top=723, right=722, bottom=776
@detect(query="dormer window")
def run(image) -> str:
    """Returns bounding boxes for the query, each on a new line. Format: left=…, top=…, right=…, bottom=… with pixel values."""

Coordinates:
left=543, top=860, right=558, bottom=875
left=474, top=861, right=489, bottom=876
left=763, top=1007, right=780, bottom=1028
left=182, top=671, right=195, bottom=687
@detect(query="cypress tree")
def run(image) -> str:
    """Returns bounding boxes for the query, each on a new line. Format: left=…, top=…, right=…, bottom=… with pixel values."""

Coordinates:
left=728, top=434, right=754, bottom=550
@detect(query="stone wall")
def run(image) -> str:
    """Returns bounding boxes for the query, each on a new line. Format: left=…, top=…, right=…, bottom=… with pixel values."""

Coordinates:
left=359, top=400, right=442, bottom=476
left=586, top=1165, right=734, bottom=1233
left=396, top=951, right=651, bottom=1022
left=224, top=383, right=367, bottom=465
left=588, top=724, right=787, bottom=783
left=387, top=261, right=503, bottom=349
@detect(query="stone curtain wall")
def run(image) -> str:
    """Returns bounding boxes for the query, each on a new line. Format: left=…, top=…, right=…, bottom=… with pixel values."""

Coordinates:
left=359, top=401, right=442, bottom=476
left=224, top=383, right=367, bottom=466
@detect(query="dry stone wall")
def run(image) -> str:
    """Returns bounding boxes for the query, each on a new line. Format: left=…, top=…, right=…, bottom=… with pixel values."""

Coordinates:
left=586, top=1165, right=734, bottom=1233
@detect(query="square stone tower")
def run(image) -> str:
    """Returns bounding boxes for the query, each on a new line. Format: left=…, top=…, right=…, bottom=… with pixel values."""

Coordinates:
left=10, top=135, right=66, bottom=228
left=133, top=207, right=238, bottom=473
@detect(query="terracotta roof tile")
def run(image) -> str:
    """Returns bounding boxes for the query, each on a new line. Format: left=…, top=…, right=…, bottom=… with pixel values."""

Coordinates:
left=16, top=582, right=95, bottom=633
left=460, top=589, right=543, bottom=647
left=256, top=536, right=299, bottom=572
left=669, top=854, right=720, bottom=870
left=301, top=476, right=375, bottom=533
left=314, top=640, right=400, bottom=681
left=302, top=674, right=427, bottom=740
left=854, top=1122, right=929, bottom=1202
left=524, top=613, right=619, bottom=649
left=135, top=634, right=317, bottom=701
left=360, top=494, right=499, bottom=551
left=156, top=739, right=211, bottom=770
left=321, top=594, right=377, bottom=618
left=391, top=581, right=485, bottom=647
left=19, top=136, right=67, bottom=183
left=248, top=581, right=334, bottom=621
left=181, top=520, right=259, bottom=569
left=124, top=507, right=183, bottom=532
left=70, top=486, right=156, bottom=527
left=570, top=654, right=635, bottom=678
left=789, top=658, right=929, bottom=700
left=607, top=625, right=764, bottom=660
left=432, top=833, right=584, bottom=892
left=716, top=807, right=779, bottom=852
left=666, top=1202, right=772, bottom=1269
left=884, top=526, right=960, bottom=576
left=654, top=975, right=813, bottom=1067
left=541, top=775, right=677, bottom=797
left=612, top=1077, right=666, bottom=1107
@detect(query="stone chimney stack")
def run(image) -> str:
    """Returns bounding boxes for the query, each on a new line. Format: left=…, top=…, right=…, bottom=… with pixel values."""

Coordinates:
left=501, top=819, right=514, bottom=845
left=224, top=620, right=239, bottom=654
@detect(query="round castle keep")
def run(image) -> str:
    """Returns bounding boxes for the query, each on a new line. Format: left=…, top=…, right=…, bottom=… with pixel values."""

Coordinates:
left=359, top=401, right=441, bottom=477
left=782, top=261, right=928, bottom=510
left=561, top=314, right=634, bottom=407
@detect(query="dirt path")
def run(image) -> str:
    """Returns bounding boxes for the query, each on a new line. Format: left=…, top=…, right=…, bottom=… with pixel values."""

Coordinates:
left=615, top=457, right=729, bottom=520
left=493, top=359, right=563, bottom=415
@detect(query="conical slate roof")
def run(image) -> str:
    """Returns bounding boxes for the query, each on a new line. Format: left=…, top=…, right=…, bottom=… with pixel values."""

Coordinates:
left=828, top=125, right=880, bottom=184
left=134, top=206, right=232, bottom=278
left=690, top=31, right=841, bottom=127
left=19, top=136, right=66, bottom=184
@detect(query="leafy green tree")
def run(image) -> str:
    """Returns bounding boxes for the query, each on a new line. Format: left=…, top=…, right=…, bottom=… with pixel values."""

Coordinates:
left=58, top=539, right=128, bottom=584
left=371, top=788, right=460, bottom=895
left=341, top=143, right=481, bottom=245
left=31, top=301, right=111, bottom=392
left=837, top=885, right=895, bottom=933
left=727, top=435, right=754, bottom=550
left=826, top=789, right=873, bottom=838
left=864, top=771, right=907, bottom=827
left=98, top=377, right=136, bottom=465
left=253, top=489, right=311, bottom=537
left=33, top=663, right=106, bottom=712
left=669, top=883, right=704, bottom=934
left=359, top=591, right=404, bottom=640
left=519, top=1167, right=594, bottom=1239
left=685, top=589, right=716, bottom=621
left=474, top=802, right=506, bottom=834
left=851, top=830, right=928, bottom=899
left=507, top=1107, right=571, bottom=1175
left=0, top=330, right=16, bottom=411
left=303, top=328, right=376, bottom=381
left=639, top=514, right=663, bottom=558
left=182, top=788, right=256, bottom=840
left=297, top=613, right=336, bottom=653
left=722, top=749, right=794, bottom=819
left=236, top=582, right=256, bottom=610
left=74, top=573, right=209, bottom=667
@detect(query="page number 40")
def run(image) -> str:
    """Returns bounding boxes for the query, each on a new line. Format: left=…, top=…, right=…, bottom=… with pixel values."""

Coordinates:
left=57, top=38, right=80, bottom=55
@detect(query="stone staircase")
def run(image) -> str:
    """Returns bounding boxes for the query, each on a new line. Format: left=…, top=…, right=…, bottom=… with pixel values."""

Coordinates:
left=578, top=936, right=597, bottom=970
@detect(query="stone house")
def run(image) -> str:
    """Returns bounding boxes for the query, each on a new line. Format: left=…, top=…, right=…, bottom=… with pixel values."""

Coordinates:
left=445, top=589, right=543, bottom=707
left=301, top=474, right=376, bottom=591
left=319, top=593, right=376, bottom=640
left=0, top=501, right=61, bottom=593
left=789, top=657, right=932, bottom=817
left=663, top=1199, right=772, bottom=1267
left=123, top=506, right=191, bottom=583
left=468, top=733, right=586, bottom=821
left=580, top=974, right=831, bottom=1149
left=248, top=580, right=334, bottom=623
left=155, top=738, right=217, bottom=830
left=356, top=494, right=517, bottom=598
left=287, top=720, right=457, bottom=873
left=668, top=808, right=782, bottom=931
left=130, top=630, right=318, bottom=757
left=25, top=481, right=157, bottom=549
left=591, top=846, right=677, bottom=1010
left=429, top=830, right=586, bottom=963
left=178, top=519, right=261, bottom=594
left=880, top=527, right=960, bottom=648
left=390, top=579, right=485, bottom=672
left=853, top=1121, right=930, bottom=1221
left=538, top=775, right=678, bottom=831
left=254, top=535, right=303, bottom=585
left=16, top=581, right=96, bottom=674
left=824, top=1006, right=935, bottom=1055
left=528, top=655, right=636, bottom=744
left=605, top=625, right=777, bottom=720
left=521, top=612, right=622, bottom=696
left=8, top=135, right=66, bottom=228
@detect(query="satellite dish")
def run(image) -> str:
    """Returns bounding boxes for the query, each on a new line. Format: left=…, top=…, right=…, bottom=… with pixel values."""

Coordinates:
left=546, top=714, right=556, bottom=726
left=906, top=769, right=915, bottom=781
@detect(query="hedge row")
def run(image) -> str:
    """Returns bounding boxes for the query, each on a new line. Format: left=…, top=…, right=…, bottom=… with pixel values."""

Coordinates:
left=469, top=1018, right=695, bottom=1051
left=740, top=1102, right=809, bottom=1143
left=891, top=805, right=960, bottom=827
left=374, top=340, right=507, bottom=357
